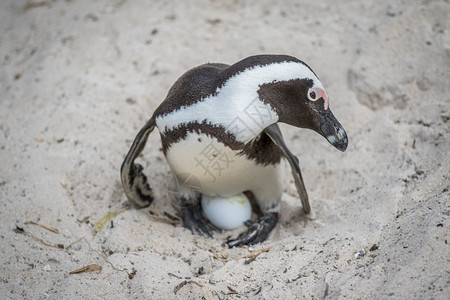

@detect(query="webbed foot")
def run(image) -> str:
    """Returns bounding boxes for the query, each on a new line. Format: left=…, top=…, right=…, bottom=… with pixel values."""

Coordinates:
left=226, top=213, right=278, bottom=248
left=181, top=199, right=213, bottom=238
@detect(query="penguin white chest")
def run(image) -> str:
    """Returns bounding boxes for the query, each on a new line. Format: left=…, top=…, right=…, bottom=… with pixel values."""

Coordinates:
left=164, top=132, right=282, bottom=199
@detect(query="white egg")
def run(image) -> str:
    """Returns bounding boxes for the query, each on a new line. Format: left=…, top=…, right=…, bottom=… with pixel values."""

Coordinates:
left=201, top=193, right=252, bottom=230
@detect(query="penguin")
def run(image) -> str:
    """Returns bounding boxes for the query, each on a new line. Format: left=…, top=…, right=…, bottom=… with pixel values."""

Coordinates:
left=121, top=55, right=348, bottom=247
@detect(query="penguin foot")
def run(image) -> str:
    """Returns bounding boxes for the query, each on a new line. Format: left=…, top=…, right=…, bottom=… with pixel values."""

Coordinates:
left=181, top=199, right=213, bottom=238
left=226, top=213, right=278, bottom=248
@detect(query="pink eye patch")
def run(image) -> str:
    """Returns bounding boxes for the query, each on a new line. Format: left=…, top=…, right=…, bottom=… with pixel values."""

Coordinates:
left=307, top=87, right=329, bottom=110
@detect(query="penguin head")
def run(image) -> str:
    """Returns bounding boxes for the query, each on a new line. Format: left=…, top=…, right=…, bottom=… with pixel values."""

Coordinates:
left=258, top=70, right=348, bottom=151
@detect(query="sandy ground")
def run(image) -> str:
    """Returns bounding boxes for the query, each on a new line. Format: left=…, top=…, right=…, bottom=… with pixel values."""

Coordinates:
left=1, top=0, right=449, bottom=299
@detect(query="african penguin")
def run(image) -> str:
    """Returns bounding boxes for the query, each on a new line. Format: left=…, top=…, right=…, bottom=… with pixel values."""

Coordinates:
left=121, top=55, right=348, bottom=247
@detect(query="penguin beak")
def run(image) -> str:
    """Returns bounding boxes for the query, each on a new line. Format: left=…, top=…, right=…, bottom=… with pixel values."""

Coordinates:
left=316, top=109, right=348, bottom=151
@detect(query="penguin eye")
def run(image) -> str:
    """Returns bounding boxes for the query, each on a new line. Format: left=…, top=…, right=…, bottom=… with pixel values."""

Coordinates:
left=307, top=88, right=318, bottom=101
left=307, top=87, right=329, bottom=110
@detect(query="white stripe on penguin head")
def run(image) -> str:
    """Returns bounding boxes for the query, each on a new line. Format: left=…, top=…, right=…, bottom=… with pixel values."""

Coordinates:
left=156, top=61, right=323, bottom=143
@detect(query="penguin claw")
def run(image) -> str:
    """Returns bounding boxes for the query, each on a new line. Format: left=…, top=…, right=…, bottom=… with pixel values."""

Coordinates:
left=226, top=213, right=278, bottom=248
left=181, top=200, right=213, bottom=238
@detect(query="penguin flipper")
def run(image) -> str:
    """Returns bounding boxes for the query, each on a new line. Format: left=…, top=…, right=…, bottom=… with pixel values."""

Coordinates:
left=120, top=117, right=156, bottom=208
left=264, top=124, right=311, bottom=214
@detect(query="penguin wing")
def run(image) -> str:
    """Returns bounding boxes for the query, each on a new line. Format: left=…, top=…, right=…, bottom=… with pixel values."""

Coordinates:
left=263, top=124, right=311, bottom=214
left=120, top=117, right=156, bottom=208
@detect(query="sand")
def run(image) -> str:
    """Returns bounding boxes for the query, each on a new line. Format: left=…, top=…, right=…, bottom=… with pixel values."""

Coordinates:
left=1, top=0, right=449, bottom=299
